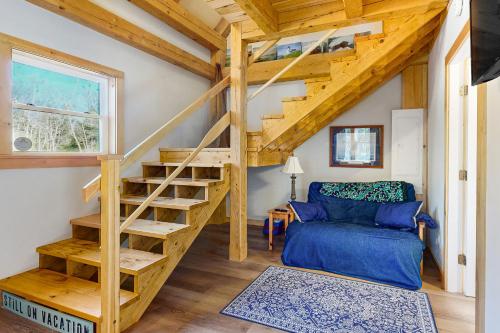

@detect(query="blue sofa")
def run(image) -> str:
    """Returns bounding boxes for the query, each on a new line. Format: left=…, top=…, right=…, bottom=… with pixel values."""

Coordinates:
left=281, top=182, right=425, bottom=290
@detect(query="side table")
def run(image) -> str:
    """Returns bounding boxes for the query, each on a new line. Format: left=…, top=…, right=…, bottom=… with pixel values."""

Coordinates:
left=267, top=205, right=295, bottom=250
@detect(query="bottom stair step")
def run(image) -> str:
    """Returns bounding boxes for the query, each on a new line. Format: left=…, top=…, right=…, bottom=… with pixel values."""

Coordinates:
left=37, top=239, right=167, bottom=275
left=0, top=269, right=137, bottom=323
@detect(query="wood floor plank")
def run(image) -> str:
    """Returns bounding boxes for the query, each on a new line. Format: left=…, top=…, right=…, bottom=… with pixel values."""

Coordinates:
left=0, top=224, right=475, bottom=332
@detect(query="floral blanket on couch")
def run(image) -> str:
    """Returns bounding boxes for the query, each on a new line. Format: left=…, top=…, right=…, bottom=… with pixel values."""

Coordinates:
left=319, top=181, right=410, bottom=203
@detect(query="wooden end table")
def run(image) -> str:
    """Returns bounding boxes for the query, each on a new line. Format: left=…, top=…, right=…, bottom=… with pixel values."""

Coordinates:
left=267, top=205, right=295, bottom=250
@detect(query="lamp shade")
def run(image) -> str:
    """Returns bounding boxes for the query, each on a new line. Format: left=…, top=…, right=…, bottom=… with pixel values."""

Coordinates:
left=282, top=156, right=304, bottom=174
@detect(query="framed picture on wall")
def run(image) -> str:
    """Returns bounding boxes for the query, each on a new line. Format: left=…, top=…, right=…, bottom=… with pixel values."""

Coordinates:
left=330, top=125, right=384, bottom=168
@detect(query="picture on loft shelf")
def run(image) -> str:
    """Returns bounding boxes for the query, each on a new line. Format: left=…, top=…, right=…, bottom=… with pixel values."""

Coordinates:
left=252, top=45, right=278, bottom=62
left=330, top=125, right=384, bottom=168
left=324, top=35, right=355, bottom=53
left=277, top=42, right=302, bottom=59
left=301, top=40, right=323, bottom=54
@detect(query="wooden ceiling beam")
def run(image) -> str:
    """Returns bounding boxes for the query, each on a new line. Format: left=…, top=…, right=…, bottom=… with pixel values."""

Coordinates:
left=342, top=0, right=363, bottom=18
left=215, top=18, right=231, bottom=38
left=242, top=0, right=448, bottom=41
left=233, top=0, right=279, bottom=33
left=128, top=0, right=226, bottom=51
left=27, top=0, right=215, bottom=79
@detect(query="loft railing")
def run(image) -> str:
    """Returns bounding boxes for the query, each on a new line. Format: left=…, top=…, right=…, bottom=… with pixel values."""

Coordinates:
left=247, top=29, right=337, bottom=101
left=82, top=76, right=230, bottom=202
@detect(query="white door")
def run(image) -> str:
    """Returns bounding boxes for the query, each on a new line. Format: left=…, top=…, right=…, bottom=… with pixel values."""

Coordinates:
left=391, top=109, right=424, bottom=194
left=447, top=57, right=477, bottom=297
left=462, top=58, right=477, bottom=297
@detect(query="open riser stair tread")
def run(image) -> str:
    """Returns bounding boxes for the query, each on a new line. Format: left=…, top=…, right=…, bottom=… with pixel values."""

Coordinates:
left=141, top=161, right=229, bottom=168
left=120, top=195, right=208, bottom=210
left=123, top=176, right=222, bottom=186
left=37, top=239, right=167, bottom=275
left=0, top=269, right=137, bottom=323
left=71, top=214, right=191, bottom=239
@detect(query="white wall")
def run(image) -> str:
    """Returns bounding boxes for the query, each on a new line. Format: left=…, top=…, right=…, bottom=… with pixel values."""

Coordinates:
left=427, top=1, right=470, bottom=269
left=0, top=0, right=211, bottom=278
left=247, top=76, right=401, bottom=220
left=484, top=77, right=500, bottom=332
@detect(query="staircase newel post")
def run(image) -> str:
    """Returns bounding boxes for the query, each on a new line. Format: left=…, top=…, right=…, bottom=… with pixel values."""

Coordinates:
left=229, top=22, right=248, bottom=262
left=98, top=154, right=123, bottom=333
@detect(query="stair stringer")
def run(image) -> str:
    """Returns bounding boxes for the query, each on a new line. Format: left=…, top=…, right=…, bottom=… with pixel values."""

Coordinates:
left=119, top=166, right=230, bottom=331
left=257, top=9, right=444, bottom=153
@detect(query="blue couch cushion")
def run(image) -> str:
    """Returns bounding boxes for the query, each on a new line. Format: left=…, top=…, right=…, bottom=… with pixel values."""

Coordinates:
left=289, top=201, right=327, bottom=222
left=282, top=220, right=425, bottom=290
left=307, top=182, right=417, bottom=226
left=375, top=201, right=423, bottom=230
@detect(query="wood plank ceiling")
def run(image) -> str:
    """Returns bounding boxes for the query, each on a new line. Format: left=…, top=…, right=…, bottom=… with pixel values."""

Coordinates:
left=205, top=0, right=447, bottom=41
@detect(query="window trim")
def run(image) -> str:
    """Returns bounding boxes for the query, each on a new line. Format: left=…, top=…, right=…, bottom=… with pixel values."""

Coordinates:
left=0, top=32, right=124, bottom=169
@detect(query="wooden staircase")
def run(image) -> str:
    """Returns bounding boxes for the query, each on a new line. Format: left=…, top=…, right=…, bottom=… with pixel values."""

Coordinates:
left=0, top=8, right=446, bottom=332
left=247, top=10, right=444, bottom=163
left=0, top=151, right=230, bottom=331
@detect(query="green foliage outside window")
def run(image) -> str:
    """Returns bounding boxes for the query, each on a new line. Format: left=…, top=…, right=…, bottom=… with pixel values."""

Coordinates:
left=12, top=61, right=101, bottom=153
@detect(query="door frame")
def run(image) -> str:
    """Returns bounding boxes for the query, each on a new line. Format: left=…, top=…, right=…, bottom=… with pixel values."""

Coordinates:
left=444, top=20, right=486, bottom=333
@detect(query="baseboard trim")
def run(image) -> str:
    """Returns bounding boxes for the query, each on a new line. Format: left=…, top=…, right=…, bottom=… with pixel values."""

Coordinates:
left=223, top=216, right=263, bottom=227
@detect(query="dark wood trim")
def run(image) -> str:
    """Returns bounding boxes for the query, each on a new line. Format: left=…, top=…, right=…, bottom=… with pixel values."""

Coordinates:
left=329, top=125, right=384, bottom=168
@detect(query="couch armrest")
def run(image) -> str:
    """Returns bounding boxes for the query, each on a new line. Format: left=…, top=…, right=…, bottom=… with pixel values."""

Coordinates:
left=418, top=221, right=426, bottom=242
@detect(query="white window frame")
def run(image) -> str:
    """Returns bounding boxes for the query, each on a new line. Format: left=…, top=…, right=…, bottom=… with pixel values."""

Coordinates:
left=11, top=50, right=117, bottom=155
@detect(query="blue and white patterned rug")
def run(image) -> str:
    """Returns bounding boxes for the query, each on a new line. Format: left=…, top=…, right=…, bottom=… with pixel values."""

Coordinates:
left=221, top=266, right=437, bottom=333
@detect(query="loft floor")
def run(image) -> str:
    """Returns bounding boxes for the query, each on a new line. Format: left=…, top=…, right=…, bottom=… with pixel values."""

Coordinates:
left=0, top=224, right=475, bottom=333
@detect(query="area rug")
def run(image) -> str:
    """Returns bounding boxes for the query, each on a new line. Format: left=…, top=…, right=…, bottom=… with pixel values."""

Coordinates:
left=221, top=266, right=437, bottom=333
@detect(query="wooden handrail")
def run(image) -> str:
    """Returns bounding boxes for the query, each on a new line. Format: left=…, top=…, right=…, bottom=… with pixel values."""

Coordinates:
left=119, top=112, right=230, bottom=233
left=82, top=76, right=230, bottom=202
left=247, top=29, right=337, bottom=101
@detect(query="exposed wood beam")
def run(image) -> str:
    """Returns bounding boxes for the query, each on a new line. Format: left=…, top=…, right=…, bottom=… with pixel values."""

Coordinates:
left=27, top=0, right=215, bottom=79
left=229, top=22, right=248, bottom=262
left=241, top=0, right=448, bottom=41
left=343, top=0, right=363, bottom=18
left=215, top=18, right=231, bottom=38
left=233, top=0, right=278, bottom=33
left=128, top=0, right=226, bottom=51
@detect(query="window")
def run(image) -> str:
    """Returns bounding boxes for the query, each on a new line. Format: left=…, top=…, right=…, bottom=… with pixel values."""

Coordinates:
left=0, top=33, right=123, bottom=168
left=11, top=50, right=114, bottom=154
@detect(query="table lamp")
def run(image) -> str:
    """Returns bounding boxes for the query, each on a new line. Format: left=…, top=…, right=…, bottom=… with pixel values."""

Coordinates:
left=282, top=156, right=304, bottom=201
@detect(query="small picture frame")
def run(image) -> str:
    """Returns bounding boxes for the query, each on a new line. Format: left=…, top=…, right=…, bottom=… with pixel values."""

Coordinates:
left=277, top=42, right=302, bottom=59
left=330, top=125, right=384, bottom=168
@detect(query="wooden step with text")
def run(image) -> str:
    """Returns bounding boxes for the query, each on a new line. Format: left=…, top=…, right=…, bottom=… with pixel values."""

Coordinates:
left=0, top=269, right=137, bottom=323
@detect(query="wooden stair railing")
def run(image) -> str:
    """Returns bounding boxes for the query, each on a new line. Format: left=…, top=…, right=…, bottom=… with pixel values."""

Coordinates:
left=82, top=76, right=230, bottom=202
left=98, top=111, right=229, bottom=332
left=120, top=112, right=230, bottom=233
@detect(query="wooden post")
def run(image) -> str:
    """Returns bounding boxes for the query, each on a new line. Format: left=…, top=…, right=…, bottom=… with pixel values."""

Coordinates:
left=99, top=155, right=122, bottom=333
left=229, top=22, right=248, bottom=262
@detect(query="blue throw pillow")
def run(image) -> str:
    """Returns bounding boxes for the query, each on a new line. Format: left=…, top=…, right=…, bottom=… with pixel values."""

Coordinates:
left=289, top=201, right=328, bottom=223
left=375, top=201, right=423, bottom=230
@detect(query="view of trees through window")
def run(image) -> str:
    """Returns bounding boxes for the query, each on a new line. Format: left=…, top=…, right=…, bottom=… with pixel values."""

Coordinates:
left=12, top=60, right=102, bottom=153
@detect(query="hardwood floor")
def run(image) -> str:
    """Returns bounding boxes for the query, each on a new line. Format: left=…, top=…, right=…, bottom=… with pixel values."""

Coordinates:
left=0, top=224, right=475, bottom=333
